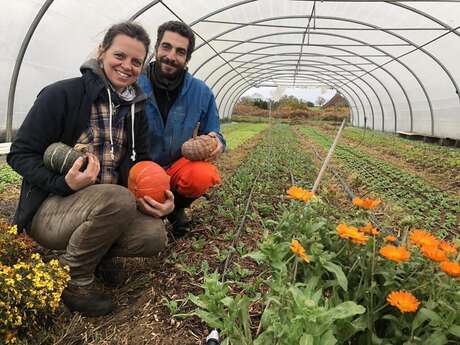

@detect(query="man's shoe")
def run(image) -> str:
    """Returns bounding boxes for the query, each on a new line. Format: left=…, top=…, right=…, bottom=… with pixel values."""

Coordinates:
left=95, top=258, right=125, bottom=288
left=167, top=208, right=192, bottom=237
left=61, top=282, right=113, bottom=317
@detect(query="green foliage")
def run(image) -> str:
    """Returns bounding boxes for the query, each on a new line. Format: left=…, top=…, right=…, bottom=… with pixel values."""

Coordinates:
left=161, top=296, right=186, bottom=315
left=0, top=163, right=21, bottom=192
left=221, top=122, right=268, bottom=150
left=255, top=284, right=365, bottom=345
left=185, top=272, right=257, bottom=345
left=301, top=126, right=459, bottom=235
left=187, top=124, right=459, bottom=345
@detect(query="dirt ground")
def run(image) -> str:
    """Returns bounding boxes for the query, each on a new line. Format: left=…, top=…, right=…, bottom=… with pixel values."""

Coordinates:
left=3, top=124, right=456, bottom=344
left=0, top=132, right=266, bottom=345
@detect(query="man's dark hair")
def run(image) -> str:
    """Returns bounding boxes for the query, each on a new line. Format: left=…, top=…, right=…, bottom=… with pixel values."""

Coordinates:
left=101, top=21, right=151, bottom=60
left=155, top=21, right=195, bottom=61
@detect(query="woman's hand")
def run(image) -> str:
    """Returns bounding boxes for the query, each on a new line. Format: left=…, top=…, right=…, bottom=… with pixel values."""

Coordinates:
left=206, top=132, right=224, bottom=161
left=137, top=190, right=175, bottom=218
left=65, top=153, right=100, bottom=191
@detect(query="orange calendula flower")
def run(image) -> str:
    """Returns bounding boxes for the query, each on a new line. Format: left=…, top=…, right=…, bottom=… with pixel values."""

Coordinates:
left=421, top=245, right=448, bottom=262
left=359, top=223, right=379, bottom=236
left=352, top=197, right=381, bottom=209
left=384, top=235, right=397, bottom=242
left=439, top=261, right=460, bottom=277
left=379, top=245, right=411, bottom=263
left=439, top=241, right=458, bottom=257
left=387, top=291, right=420, bottom=313
left=409, top=229, right=439, bottom=248
left=287, top=186, right=314, bottom=202
left=336, top=223, right=351, bottom=239
left=336, top=223, right=368, bottom=245
left=290, top=239, right=310, bottom=263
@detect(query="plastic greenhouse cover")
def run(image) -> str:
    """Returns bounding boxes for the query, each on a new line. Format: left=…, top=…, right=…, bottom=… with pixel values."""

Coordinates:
left=2, top=0, right=460, bottom=139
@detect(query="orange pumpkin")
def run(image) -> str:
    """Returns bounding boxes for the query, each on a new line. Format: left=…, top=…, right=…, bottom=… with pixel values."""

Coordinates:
left=128, top=161, right=170, bottom=203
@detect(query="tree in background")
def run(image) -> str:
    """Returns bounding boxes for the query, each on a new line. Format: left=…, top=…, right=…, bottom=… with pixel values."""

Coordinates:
left=316, top=96, right=326, bottom=107
left=236, top=94, right=319, bottom=112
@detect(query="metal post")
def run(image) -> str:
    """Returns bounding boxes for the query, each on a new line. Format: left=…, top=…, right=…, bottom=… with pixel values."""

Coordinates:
left=6, top=0, right=54, bottom=142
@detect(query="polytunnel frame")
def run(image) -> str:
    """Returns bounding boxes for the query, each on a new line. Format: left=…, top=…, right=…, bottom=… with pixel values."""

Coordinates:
left=211, top=53, right=398, bottom=131
left=213, top=62, right=378, bottom=129
left=216, top=48, right=414, bottom=132
left=221, top=62, right=382, bottom=129
left=206, top=47, right=395, bottom=131
left=225, top=79, right=356, bottom=126
left=5, top=0, right=460, bottom=141
left=222, top=73, right=358, bottom=125
left=191, top=17, right=460, bottom=136
left=222, top=68, right=365, bottom=124
left=219, top=70, right=361, bottom=124
left=196, top=31, right=416, bottom=132
left=224, top=59, right=376, bottom=119
left=184, top=0, right=460, bottom=129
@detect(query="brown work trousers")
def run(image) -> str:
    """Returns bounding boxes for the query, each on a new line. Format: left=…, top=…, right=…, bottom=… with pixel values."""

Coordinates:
left=29, top=184, right=167, bottom=286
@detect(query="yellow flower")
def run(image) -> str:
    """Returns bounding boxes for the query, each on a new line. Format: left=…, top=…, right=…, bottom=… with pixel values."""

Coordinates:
left=336, top=223, right=368, bottom=245
left=7, top=225, right=18, bottom=235
left=352, top=197, right=381, bottom=209
left=359, top=223, right=379, bottom=236
left=439, top=261, right=460, bottom=277
left=409, top=229, right=439, bottom=248
left=290, top=239, right=310, bottom=263
left=31, top=253, right=41, bottom=260
left=384, top=235, right=397, bottom=242
left=287, top=186, right=314, bottom=202
left=387, top=291, right=420, bottom=313
left=379, top=245, right=411, bottom=263
left=420, top=245, right=448, bottom=262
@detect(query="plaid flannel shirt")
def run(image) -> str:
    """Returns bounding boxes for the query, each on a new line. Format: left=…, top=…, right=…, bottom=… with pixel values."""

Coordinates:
left=77, top=100, right=127, bottom=184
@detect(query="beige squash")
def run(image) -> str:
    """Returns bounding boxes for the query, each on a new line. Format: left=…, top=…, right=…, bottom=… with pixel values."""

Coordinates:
left=181, top=134, right=217, bottom=161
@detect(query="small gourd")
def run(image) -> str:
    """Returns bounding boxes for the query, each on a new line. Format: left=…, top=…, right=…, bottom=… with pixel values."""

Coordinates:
left=43, top=142, right=88, bottom=174
left=181, top=122, right=217, bottom=161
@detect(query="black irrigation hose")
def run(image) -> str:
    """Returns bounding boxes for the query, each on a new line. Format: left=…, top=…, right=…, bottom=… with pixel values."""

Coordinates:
left=219, top=125, right=275, bottom=283
left=219, top=168, right=263, bottom=283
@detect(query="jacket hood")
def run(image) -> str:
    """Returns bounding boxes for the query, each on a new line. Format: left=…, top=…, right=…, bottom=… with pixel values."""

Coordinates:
left=80, top=58, right=106, bottom=83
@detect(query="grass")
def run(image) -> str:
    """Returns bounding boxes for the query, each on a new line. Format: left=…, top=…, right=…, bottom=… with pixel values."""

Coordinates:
left=221, top=122, right=268, bottom=150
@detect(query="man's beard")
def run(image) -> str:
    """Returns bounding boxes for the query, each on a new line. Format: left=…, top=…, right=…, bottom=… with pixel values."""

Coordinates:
left=157, top=56, right=185, bottom=80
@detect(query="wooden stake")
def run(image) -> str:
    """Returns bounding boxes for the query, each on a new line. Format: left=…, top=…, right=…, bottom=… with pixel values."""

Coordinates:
left=193, top=122, right=200, bottom=139
left=312, top=119, right=346, bottom=194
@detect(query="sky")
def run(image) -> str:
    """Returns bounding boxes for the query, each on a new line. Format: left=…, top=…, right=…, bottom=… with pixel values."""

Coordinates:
left=241, top=86, right=337, bottom=103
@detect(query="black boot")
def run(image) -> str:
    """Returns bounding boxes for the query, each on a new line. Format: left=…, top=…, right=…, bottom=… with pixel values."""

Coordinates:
left=168, top=192, right=196, bottom=237
left=95, top=257, right=125, bottom=288
left=167, top=207, right=192, bottom=237
left=61, top=281, right=113, bottom=317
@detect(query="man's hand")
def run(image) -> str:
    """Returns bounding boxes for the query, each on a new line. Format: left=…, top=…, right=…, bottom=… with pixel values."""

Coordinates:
left=137, top=190, right=175, bottom=218
left=206, top=132, right=224, bottom=161
left=65, top=153, right=100, bottom=191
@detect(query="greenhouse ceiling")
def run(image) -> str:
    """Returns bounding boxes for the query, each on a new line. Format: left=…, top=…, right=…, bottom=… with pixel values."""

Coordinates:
left=2, top=0, right=460, bottom=141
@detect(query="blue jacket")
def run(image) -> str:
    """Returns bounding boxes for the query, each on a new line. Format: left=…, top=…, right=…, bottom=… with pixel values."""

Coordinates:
left=138, top=71, right=226, bottom=168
